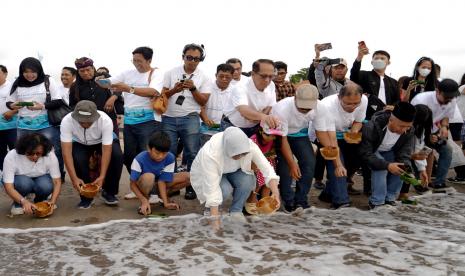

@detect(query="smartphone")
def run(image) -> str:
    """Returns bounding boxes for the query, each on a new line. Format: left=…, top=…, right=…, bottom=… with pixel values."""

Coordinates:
left=17, top=101, right=34, bottom=107
left=415, top=80, right=425, bottom=85
left=97, top=79, right=111, bottom=87
left=358, top=41, right=366, bottom=48
left=317, top=43, right=332, bottom=51
left=421, top=146, right=433, bottom=155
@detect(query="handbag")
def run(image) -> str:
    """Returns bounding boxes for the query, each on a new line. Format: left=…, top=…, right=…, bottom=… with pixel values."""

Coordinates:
left=44, top=77, right=73, bottom=126
left=148, top=68, right=168, bottom=114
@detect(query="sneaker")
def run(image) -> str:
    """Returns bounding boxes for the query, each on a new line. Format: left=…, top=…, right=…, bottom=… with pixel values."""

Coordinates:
left=124, top=192, right=137, bottom=200
left=313, top=181, right=325, bottom=190
left=78, top=198, right=94, bottom=209
left=292, top=206, right=305, bottom=217
left=176, top=165, right=188, bottom=173
left=331, top=202, right=351, bottom=210
left=368, top=201, right=381, bottom=210
left=184, top=186, right=197, bottom=200
left=149, top=194, right=163, bottom=204
left=433, top=183, right=448, bottom=190
left=10, top=203, right=24, bottom=215
left=413, top=185, right=431, bottom=195
left=101, top=191, right=119, bottom=205
left=447, top=177, right=465, bottom=185
left=283, top=204, right=295, bottom=214
left=385, top=200, right=397, bottom=206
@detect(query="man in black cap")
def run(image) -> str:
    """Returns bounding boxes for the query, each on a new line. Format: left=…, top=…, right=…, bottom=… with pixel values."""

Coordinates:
left=61, top=100, right=124, bottom=208
left=411, top=78, right=459, bottom=190
left=359, top=102, right=416, bottom=209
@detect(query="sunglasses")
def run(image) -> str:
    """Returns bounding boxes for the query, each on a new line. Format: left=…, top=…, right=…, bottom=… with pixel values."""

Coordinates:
left=184, top=55, right=202, bottom=62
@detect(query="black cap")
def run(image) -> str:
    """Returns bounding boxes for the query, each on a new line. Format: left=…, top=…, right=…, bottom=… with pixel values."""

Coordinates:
left=438, top=78, right=460, bottom=98
left=392, top=102, right=416, bottom=123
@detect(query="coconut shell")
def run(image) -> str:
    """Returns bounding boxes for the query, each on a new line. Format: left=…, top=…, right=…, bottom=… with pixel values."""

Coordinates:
left=79, top=183, right=99, bottom=198
left=256, top=197, right=279, bottom=215
left=320, top=147, right=339, bottom=160
left=34, top=202, right=53, bottom=218
left=343, top=132, right=362, bottom=144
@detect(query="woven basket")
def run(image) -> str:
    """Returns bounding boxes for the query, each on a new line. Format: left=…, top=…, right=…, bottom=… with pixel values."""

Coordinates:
left=343, top=132, right=362, bottom=144
left=320, top=147, right=339, bottom=160
left=79, top=183, right=99, bottom=198
left=34, top=202, right=53, bottom=218
left=256, top=196, right=279, bottom=215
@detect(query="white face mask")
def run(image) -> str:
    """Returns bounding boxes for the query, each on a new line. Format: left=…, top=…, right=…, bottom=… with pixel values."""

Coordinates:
left=372, top=59, right=386, bottom=70
left=418, top=68, right=431, bottom=77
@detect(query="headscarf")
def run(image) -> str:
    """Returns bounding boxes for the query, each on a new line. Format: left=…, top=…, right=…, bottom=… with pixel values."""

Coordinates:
left=74, top=57, right=94, bottom=69
left=10, top=57, right=46, bottom=94
left=223, top=127, right=250, bottom=158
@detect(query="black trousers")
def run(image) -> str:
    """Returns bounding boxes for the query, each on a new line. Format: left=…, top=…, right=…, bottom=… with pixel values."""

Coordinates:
left=72, top=140, right=123, bottom=195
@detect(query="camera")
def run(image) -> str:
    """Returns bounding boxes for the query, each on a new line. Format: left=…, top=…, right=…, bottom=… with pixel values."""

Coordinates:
left=318, top=58, right=342, bottom=66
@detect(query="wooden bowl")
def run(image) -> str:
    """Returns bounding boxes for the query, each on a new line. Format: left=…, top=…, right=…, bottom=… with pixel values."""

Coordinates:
left=343, top=132, right=362, bottom=144
left=320, top=147, right=339, bottom=160
left=256, top=196, right=279, bottom=215
left=79, top=183, right=99, bottom=198
left=34, top=201, right=53, bottom=218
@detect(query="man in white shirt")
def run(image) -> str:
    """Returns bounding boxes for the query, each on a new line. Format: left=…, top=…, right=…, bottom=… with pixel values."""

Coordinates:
left=191, top=127, right=280, bottom=222
left=314, top=82, right=367, bottom=209
left=222, top=59, right=280, bottom=137
left=226, top=58, right=249, bottom=87
left=199, top=63, right=234, bottom=145
left=359, top=102, right=416, bottom=209
left=271, top=84, right=319, bottom=212
left=61, top=100, right=123, bottom=208
left=100, top=46, right=164, bottom=173
left=411, top=79, right=459, bottom=190
left=161, top=43, right=211, bottom=200
left=59, top=67, right=76, bottom=105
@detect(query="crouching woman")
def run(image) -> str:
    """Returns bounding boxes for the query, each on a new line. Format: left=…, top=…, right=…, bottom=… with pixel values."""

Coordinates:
left=191, top=127, right=280, bottom=221
left=2, top=133, right=61, bottom=215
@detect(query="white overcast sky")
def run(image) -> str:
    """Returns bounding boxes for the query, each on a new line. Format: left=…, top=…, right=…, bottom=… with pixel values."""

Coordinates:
left=2, top=0, right=464, bottom=83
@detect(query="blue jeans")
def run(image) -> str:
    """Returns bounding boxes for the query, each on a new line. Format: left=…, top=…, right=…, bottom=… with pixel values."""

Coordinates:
left=14, top=174, right=53, bottom=202
left=370, top=151, right=403, bottom=205
left=320, top=151, right=350, bottom=205
left=433, top=143, right=453, bottom=185
left=123, top=120, right=161, bottom=172
left=162, top=113, right=200, bottom=171
left=220, top=169, right=255, bottom=213
left=0, top=128, right=16, bottom=171
left=277, top=136, right=315, bottom=208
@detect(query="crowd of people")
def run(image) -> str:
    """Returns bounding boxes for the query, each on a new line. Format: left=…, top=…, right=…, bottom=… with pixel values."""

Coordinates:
left=0, top=42, right=464, bottom=222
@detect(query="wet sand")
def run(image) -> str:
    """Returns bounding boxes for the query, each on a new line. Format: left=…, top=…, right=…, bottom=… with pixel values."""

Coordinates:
left=1, top=166, right=463, bottom=229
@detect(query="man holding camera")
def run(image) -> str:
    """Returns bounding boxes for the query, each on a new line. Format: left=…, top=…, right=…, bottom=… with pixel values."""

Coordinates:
left=314, top=54, right=349, bottom=98
left=411, top=79, right=459, bottom=190
left=161, top=43, right=211, bottom=200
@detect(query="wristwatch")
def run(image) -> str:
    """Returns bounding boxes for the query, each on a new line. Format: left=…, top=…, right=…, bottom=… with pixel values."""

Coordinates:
left=189, top=86, right=197, bottom=92
left=129, top=87, right=135, bottom=94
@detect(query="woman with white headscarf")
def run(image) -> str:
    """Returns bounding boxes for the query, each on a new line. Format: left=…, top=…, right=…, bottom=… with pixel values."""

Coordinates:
left=191, top=127, right=280, bottom=219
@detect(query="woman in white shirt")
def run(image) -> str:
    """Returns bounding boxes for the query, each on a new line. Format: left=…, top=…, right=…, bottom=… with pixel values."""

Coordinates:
left=2, top=133, right=62, bottom=216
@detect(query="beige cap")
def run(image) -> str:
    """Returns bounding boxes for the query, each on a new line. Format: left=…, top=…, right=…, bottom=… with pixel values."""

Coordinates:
left=295, top=84, right=318, bottom=109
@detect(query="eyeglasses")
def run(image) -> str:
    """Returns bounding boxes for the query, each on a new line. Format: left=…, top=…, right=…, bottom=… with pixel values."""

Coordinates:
left=256, top=73, right=275, bottom=80
left=184, top=55, right=202, bottom=62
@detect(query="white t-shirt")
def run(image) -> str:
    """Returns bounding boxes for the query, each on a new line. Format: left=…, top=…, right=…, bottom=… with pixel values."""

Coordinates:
left=377, top=128, right=401, bottom=152
left=58, top=84, right=70, bottom=105
left=314, top=94, right=368, bottom=132
left=204, top=81, right=233, bottom=124
left=163, top=66, right=211, bottom=117
left=8, top=79, right=61, bottom=130
left=2, top=149, right=60, bottom=183
left=60, top=111, right=114, bottom=145
left=378, top=76, right=386, bottom=104
left=224, top=78, right=276, bottom=128
left=110, top=68, right=164, bottom=124
left=411, top=91, right=456, bottom=132
left=271, top=96, right=317, bottom=137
